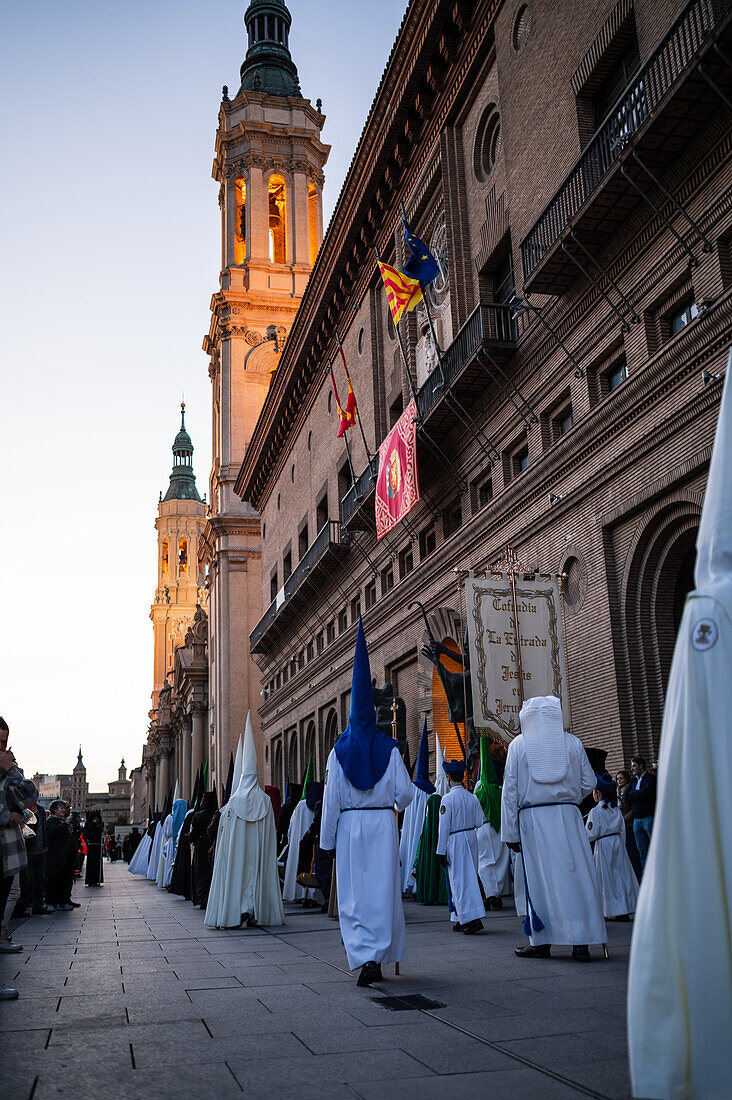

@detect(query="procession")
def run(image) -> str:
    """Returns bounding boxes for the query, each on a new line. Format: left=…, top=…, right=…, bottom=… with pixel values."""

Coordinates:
left=2, top=0, right=732, bottom=1096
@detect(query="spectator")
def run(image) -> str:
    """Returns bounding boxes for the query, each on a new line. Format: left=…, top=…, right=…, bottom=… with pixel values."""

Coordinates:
left=0, top=716, right=38, bottom=999
left=616, top=769, right=642, bottom=881
left=84, top=811, right=104, bottom=886
left=626, top=755, right=657, bottom=871
left=45, top=801, right=76, bottom=910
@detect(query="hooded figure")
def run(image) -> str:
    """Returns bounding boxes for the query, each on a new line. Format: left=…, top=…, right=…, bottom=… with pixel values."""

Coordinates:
left=414, top=793, right=449, bottom=905
left=161, top=798, right=187, bottom=888
left=146, top=814, right=165, bottom=880
left=277, top=781, right=302, bottom=852
left=265, top=786, right=281, bottom=824
left=398, top=718, right=435, bottom=893
left=474, top=736, right=511, bottom=906
left=434, top=732, right=449, bottom=796
left=190, top=791, right=218, bottom=908
left=205, top=714, right=284, bottom=929
left=128, top=827, right=152, bottom=875
left=501, top=696, right=605, bottom=959
left=628, top=352, right=732, bottom=1100
left=282, top=760, right=317, bottom=903
left=436, top=759, right=486, bottom=934
left=320, top=619, right=414, bottom=986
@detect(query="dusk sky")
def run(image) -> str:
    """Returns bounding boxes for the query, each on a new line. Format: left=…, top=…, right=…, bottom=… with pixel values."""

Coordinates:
left=0, top=0, right=406, bottom=791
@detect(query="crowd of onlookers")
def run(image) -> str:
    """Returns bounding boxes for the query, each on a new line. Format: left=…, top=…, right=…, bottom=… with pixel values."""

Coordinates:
left=615, top=756, right=657, bottom=878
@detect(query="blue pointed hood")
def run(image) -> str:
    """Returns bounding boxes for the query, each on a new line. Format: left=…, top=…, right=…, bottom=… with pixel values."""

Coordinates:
left=334, top=618, right=397, bottom=791
left=414, top=717, right=435, bottom=793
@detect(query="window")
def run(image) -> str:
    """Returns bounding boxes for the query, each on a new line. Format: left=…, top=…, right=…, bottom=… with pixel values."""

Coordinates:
left=351, top=594, right=361, bottom=623
left=306, top=642, right=314, bottom=662
left=316, top=491, right=328, bottom=532
left=275, top=672, right=281, bottom=690
left=283, top=548, right=292, bottom=583
left=365, top=579, right=377, bottom=610
left=283, top=664, right=289, bottom=685
left=443, top=501, right=462, bottom=538
left=307, top=431, right=312, bottom=452
left=161, top=540, right=168, bottom=574
left=553, top=404, right=574, bottom=440
left=178, top=538, right=188, bottom=573
left=316, top=631, right=324, bottom=655
left=270, top=570, right=278, bottom=603
left=668, top=299, right=698, bottom=335
left=492, top=250, right=515, bottom=305
left=326, top=620, right=335, bottom=645
left=358, top=327, right=364, bottom=355
left=605, top=359, right=628, bottom=393
left=291, top=463, right=295, bottom=483
left=277, top=493, right=281, bottom=511
left=268, top=174, right=287, bottom=263
left=514, top=447, right=530, bottom=476
left=298, top=521, right=309, bottom=560
left=298, top=650, right=305, bottom=671
left=420, top=525, right=437, bottom=559
left=381, top=565, right=394, bottom=596
left=328, top=391, right=333, bottom=414
left=308, top=183, right=319, bottom=266
left=593, top=39, right=641, bottom=130
left=512, top=4, right=531, bottom=51
left=338, top=608, right=348, bottom=634
left=473, top=106, right=502, bottom=182
left=399, top=545, right=414, bottom=578
left=478, top=479, right=493, bottom=506
left=234, top=178, right=246, bottom=265
left=338, top=461, right=352, bottom=505
left=427, top=211, right=449, bottom=310
left=389, top=393, right=404, bottom=429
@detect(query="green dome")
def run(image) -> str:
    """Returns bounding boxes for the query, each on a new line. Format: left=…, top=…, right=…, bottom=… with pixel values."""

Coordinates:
left=163, top=404, right=202, bottom=503
left=237, top=0, right=302, bottom=99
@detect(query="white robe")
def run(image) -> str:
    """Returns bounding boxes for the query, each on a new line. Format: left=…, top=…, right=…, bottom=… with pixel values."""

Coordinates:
left=436, top=785, right=486, bottom=925
left=156, top=814, right=174, bottom=887
left=586, top=803, right=638, bottom=918
left=128, top=833, right=151, bottom=875
left=321, top=746, right=413, bottom=969
left=282, top=800, right=315, bottom=902
left=146, top=822, right=164, bottom=881
left=501, top=732, right=606, bottom=946
left=205, top=801, right=284, bottom=928
left=511, top=850, right=526, bottom=918
left=398, top=784, right=429, bottom=892
left=477, top=821, right=511, bottom=899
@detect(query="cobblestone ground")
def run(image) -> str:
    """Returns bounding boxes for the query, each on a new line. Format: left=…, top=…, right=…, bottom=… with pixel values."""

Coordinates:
left=0, top=863, right=633, bottom=1099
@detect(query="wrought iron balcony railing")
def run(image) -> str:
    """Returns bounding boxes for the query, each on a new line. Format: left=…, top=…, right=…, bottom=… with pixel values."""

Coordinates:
left=341, top=458, right=379, bottom=529
left=520, top=0, right=731, bottom=285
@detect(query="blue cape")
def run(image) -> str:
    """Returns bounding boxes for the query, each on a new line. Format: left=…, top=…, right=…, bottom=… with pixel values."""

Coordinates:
left=335, top=619, right=397, bottom=791
left=171, top=798, right=187, bottom=836
left=414, top=717, right=435, bottom=794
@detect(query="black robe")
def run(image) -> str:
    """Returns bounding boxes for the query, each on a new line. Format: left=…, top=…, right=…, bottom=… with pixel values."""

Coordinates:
left=168, top=811, right=194, bottom=898
left=277, top=784, right=303, bottom=853
left=190, top=798, right=217, bottom=908
left=84, top=819, right=104, bottom=885
left=45, top=816, right=75, bottom=906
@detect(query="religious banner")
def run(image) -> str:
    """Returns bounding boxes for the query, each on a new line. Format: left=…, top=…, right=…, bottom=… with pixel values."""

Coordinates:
left=375, top=399, right=420, bottom=540
left=466, top=566, right=569, bottom=743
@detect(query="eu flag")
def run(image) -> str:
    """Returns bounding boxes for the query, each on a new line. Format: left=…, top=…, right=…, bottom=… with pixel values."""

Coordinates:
left=402, top=211, right=440, bottom=284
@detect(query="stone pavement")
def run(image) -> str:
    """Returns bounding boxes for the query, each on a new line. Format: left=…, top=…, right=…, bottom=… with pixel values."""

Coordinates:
left=1, top=863, right=633, bottom=1100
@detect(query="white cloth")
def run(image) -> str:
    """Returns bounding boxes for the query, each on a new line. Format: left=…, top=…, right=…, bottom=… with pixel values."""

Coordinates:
left=205, top=801, right=284, bottom=928
left=156, top=814, right=174, bottom=887
left=477, top=821, right=511, bottom=899
left=519, top=695, right=567, bottom=783
left=585, top=803, right=638, bottom=918
left=146, top=822, right=164, bottom=881
left=511, top=850, right=526, bottom=918
left=436, top=785, right=486, bottom=925
left=128, top=833, right=151, bottom=875
left=162, top=810, right=193, bottom=889
left=501, top=728, right=605, bottom=946
left=228, top=715, right=271, bottom=823
left=435, top=733, right=449, bottom=796
left=398, top=784, right=429, bottom=892
left=321, top=745, right=413, bottom=969
left=282, top=799, right=315, bottom=901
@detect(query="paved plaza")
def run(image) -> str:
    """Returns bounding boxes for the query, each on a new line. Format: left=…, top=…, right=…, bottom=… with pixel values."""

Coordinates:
left=1, top=864, right=633, bottom=1099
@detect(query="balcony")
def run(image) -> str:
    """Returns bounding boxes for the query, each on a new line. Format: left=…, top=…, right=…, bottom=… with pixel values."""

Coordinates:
left=416, top=301, right=521, bottom=440
left=250, top=520, right=350, bottom=655
left=341, top=457, right=380, bottom=530
left=521, top=0, right=732, bottom=294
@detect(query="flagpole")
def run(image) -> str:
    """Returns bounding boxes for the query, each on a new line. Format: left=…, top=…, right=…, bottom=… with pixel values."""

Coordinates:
left=336, top=332, right=376, bottom=474
left=375, top=246, right=418, bottom=404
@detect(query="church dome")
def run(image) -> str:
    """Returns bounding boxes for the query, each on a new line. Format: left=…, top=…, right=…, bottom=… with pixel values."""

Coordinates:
left=237, top=0, right=302, bottom=100
left=163, top=404, right=202, bottom=503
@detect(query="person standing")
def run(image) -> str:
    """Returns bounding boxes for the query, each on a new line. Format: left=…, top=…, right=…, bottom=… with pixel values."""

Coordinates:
left=436, top=760, right=486, bottom=935
left=626, top=756, right=656, bottom=872
left=501, top=695, right=606, bottom=961
left=83, top=811, right=104, bottom=886
left=474, top=735, right=511, bottom=909
left=586, top=788, right=638, bottom=920
left=398, top=718, right=435, bottom=895
left=0, top=720, right=38, bottom=997
left=321, top=620, right=414, bottom=987
left=45, top=801, right=75, bottom=910
left=190, top=792, right=218, bottom=908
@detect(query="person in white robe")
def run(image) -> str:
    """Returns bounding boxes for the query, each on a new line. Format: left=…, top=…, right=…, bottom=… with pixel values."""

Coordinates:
left=146, top=817, right=164, bottom=882
left=436, top=759, right=486, bottom=934
left=474, top=734, right=511, bottom=907
left=398, top=718, right=434, bottom=893
left=435, top=732, right=449, bottom=796
left=205, top=714, right=284, bottom=929
left=321, top=618, right=414, bottom=986
left=162, top=799, right=188, bottom=889
left=282, top=788, right=315, bottom=903
left=501, top=695, right=606, bottom=960
left=585, top=791, right=638, bottom=919
left=155, top=811, right=174, bottom=887
left=128, top=827, right=152, bottom=875
left=628, top=351, right=732, bottom=1100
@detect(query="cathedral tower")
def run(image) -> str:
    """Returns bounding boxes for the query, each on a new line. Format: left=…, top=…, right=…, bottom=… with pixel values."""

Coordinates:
left=201, top=0, right=329, bottom=785
left=150, top=405, right=207, bottom=711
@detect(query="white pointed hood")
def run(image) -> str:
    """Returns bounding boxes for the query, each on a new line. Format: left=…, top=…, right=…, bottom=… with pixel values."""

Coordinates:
left=231, top=734, right=244, bottom=795
left=226, top=713, right=270, bottom=822
left=519, top=695, right=568, bottom=783
left=435, top=732, right=449, bottom=796
left=695, top=351, right=732, bottom=603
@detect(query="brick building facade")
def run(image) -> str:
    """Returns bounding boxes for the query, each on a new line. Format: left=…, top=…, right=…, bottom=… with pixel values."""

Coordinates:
left=234, top=0, right=732, bottom=786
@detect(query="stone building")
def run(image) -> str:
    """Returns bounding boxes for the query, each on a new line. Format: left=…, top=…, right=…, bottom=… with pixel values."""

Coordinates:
left=87, top=760, right=132, bottom=827
left=128, top=765, right=146, bottom=827
left=234, top=0, right=732, bottom=786
left=200, top=0, right=330, bottom=792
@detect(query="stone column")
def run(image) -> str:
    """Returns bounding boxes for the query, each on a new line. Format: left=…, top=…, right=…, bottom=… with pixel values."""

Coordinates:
left=158, top=749, right=170, bottom=804
left=146, top=763, right=155, bottom=818
left=182, top=716, right=192, bottom=801
left=191, top=706, right=205, bottom=789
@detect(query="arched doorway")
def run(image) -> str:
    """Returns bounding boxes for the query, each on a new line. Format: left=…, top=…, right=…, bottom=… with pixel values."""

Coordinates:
left=287, top=731, right=298, bottom=786
left=623, top=502, right=701, bottom=760
left=273, top=738, right=283, bottom=792
left=303, top=721, right=316, bottom=779
left=320, top=708, right=339, bottom=774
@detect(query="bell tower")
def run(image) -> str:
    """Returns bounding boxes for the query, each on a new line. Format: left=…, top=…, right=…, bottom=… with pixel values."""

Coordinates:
left=202, top=0, right=329, bottom=787
left=150, top=404, right=207, bottom=710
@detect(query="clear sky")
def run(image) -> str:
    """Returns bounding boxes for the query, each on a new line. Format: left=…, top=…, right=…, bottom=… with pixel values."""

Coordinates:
left=0, top=0, right=406, bottom=791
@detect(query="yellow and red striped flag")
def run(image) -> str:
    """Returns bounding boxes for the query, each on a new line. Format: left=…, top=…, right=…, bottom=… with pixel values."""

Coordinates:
left=377, top=260, right=423, bottom=326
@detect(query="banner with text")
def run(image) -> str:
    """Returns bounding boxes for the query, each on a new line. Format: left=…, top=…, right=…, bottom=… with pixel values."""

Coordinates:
left=466, top=570, right=568, bottom=743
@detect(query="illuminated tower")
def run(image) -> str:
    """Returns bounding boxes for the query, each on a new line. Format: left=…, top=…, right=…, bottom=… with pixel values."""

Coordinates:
left=150, top=405, right=207, bottom=710
left=71, top=747, right=88, bottom=812
left=201, top=0, right=329, bottom=785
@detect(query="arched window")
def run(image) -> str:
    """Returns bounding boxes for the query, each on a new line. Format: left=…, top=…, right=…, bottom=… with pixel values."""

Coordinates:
left=268, top=174, right=287, bottom=263
left=308, top=183, right=319, bottom=266
left=304, top=721, right=316, bottom=776
left=178, top=538, right=188, bottom=574
left=162, top=540, right=168, bottom=574
left=235, top=178, right=246, bottom=265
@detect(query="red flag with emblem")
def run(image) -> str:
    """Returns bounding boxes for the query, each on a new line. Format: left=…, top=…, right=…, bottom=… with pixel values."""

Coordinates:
left=375, top=398, right=420, bottom=539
